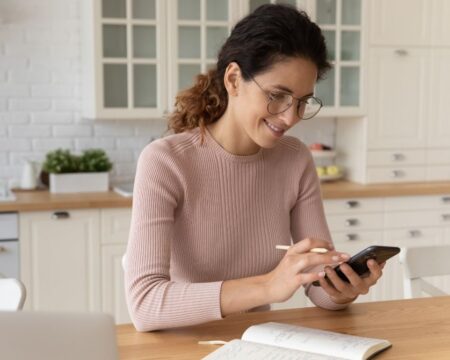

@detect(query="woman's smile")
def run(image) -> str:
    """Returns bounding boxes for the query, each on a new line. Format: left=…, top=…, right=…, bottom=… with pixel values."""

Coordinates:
left=263, top=118, right=286, bottom=137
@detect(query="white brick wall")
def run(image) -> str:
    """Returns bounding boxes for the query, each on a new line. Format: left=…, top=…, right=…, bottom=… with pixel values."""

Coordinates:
left=0, top=0, right=167, bottom=188
left=0, top=0, right=335, bottom=189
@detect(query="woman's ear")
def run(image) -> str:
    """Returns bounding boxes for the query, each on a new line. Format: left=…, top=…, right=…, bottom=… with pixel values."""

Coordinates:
left=223, top=62, right=241, bottom=97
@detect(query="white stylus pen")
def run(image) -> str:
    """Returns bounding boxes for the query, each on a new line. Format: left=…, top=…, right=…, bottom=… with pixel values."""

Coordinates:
left=275, top=245, right=328, bottom=253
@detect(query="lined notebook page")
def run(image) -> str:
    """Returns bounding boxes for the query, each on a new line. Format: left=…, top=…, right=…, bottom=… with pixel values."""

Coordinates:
left=242, top=322, right=390, bottom=360
left=202, top=339, right=345, bottom=360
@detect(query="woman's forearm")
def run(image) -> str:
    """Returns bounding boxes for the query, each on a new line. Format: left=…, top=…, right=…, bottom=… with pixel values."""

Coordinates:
left=220, top=274, right=271, bottom=316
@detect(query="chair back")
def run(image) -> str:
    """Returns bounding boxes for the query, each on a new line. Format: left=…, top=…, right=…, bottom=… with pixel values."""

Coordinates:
left=0, top=278, right=26, bottom=311
left=399, top=245, right=450, bottom=298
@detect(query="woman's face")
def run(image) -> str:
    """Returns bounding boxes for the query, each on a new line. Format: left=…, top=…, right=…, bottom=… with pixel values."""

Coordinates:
left=232, top=57, right=318, bottom=150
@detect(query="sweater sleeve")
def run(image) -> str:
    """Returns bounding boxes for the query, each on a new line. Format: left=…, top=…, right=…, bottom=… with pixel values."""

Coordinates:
left=124, top=142, right=223, bottom=332
left=290, top=143, right=348, bottom=310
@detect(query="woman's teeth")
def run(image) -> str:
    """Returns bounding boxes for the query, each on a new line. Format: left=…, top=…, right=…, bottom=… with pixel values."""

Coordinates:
left=264, top=119, right=284, bottom=133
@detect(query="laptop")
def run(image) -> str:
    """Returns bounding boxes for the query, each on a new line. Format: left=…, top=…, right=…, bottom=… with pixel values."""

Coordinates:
left=0, top=311, right=119, bottom=360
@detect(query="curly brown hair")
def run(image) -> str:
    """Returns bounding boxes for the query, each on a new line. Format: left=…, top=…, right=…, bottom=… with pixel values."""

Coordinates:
left=167, top=4, right=331, bottom=143
left=167, top=68, right=227, bottom=143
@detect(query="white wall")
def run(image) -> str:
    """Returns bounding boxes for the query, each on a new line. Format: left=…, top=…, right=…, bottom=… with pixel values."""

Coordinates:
left=0, top=0, right=335, bottom=188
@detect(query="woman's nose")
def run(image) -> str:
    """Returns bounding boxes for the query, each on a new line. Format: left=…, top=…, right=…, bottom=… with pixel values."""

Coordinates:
left=279, top=104, right=300, bottom=127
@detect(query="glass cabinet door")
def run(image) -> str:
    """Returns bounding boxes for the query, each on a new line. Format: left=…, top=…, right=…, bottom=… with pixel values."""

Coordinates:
left=167, top=0, right=233, bottom=110
left=315, top=0, right=363, bottom=113
left=96, top=0, right=164, bottom=118
left=238, top=0, right=363, bottom=116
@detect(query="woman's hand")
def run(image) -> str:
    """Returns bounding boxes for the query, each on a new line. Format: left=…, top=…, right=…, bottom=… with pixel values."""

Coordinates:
left=264, top=238, right=350, bottom=303
left=318, top=260, right=385, bottom=305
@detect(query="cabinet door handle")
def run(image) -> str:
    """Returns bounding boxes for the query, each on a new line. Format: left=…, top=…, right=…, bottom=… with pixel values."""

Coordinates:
left=346, top=234, right=359, bottom=241
left=442, top=196, right=450, bottom=204
left=408, top=230, right=422, bottom=238
left=346, top=200, right=360, bottom=209
left=391, top=170, right=404, bottom=178
left=442, top=214, right=450, bottom=221
left=52, top=211, right=70, bottom=220
left=0, top=246, right=6, bottom=253
left=345, top=218, right=359, bottom=227
left=395, top=49, right=408, bottom=56
left=391, top=153, right=404, bottom=161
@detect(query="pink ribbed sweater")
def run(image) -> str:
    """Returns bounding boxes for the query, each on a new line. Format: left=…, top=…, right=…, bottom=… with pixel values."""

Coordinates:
left=125, top=127, right=346, bottom=332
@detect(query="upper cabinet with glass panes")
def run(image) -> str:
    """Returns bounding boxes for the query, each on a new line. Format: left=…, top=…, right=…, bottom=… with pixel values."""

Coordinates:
left=244, top=0, right=365, bottom=117
left=82, top=0, right=166, bottom=119
left=166, top=0, right=235, bottom=112
left=314, top=0, right=364, bottom=116
left=82, top=0, right=364, bottom=120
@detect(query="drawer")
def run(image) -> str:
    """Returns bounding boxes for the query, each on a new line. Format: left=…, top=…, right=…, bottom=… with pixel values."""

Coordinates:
left=384, top=228, right=442, bottom=245
left=324, top=198, right=384, bottom=215
left=0, top=213, right=18, bottom=239
left=384, top=210, right=442, bottom=228
left=367, top=167, right=426, bottom=183
left=331, top=230, right=383, bottom=245
left=385, top=195, right=450, bottom=211
left=367, top=149, right=426, bottom=167
left=326, top=213, right=383, bottom=232
left=427, top=166, right=450, bottom=181
left=427, top=149, right=450, bottom=165
left=0, top=240, right=19, bottom=278
left=100, top=208, right=132, bottom=245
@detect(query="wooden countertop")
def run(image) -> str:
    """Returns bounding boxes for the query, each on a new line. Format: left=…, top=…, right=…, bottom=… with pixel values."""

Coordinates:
left=0, top=189, right=132, bottom=212
left=1, top=180, right=450, bottom=212
left=321, top=180, right=450, bottom=199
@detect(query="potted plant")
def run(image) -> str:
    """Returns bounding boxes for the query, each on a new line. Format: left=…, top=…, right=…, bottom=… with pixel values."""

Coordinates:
left=42, top=149, right=113, bottom=193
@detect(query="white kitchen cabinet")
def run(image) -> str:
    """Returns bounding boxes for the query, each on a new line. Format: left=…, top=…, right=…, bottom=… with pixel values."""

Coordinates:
left=428, top=49, right=450, bottom=148
left=166, top=0, right=237, bottom=111
left=369, top=0, right=431, bottom=46
left=242, top=0, right=366, bottom=117
left=323, top=194, right=450, bottom=303
left=338, top=0, right=450, bottom=184
left=19, top=210, right=101, bottom=312
left=314, top=0, right=365, bottom=116
left=83, top=0, right=240, bottom=120
left=100, top=208, right=132, bottom=324
left=430, top=0, right=450, bottom=46
left=82, top=0, right=167, bottom=119
left=367, top=47, right=429, bottom=150
left=83, top=0, right=366, bottom=120
left=102, top=244, right=130, bottom=324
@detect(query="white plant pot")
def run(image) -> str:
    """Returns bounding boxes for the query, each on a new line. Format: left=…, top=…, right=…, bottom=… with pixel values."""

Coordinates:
left=49, top=172, right=109, bottom=193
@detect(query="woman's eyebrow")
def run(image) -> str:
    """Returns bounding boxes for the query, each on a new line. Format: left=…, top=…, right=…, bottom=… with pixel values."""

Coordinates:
left=272, top=84, right=314, bottom=98
left=272, top=84, right=294, bottom=93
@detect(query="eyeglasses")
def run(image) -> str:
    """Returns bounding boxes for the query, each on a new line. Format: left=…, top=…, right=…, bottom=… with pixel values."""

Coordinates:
left=249, top=76, right=322, bottom=120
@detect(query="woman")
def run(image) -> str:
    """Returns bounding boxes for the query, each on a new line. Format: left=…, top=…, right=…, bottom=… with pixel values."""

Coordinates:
left=125, top=4, right=383, bottom=332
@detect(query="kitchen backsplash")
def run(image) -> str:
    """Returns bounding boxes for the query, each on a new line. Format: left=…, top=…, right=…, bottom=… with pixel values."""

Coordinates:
left=0, top=0, right=336, bottom=188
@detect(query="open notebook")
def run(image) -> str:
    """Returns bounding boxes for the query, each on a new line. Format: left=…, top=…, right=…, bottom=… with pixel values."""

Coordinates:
left=202, top=322, right=391, bottom=360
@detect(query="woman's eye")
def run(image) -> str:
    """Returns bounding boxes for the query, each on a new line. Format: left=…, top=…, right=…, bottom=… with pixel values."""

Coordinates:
left=269, top=92, right=287, bottom=101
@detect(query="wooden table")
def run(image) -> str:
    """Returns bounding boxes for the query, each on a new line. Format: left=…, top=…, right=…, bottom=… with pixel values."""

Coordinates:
left=117, top=296, right=450, bottom=359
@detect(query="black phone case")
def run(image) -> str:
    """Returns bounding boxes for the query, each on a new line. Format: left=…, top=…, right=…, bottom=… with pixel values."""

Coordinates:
left=312, top=245, right=400, bottom=287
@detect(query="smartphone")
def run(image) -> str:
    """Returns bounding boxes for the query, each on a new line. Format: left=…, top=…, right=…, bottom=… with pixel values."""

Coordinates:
left=312, top=245, right=400, bottom=287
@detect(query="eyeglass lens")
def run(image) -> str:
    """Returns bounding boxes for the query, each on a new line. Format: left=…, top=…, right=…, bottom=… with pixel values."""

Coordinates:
left=268, top=95, right=321, bottom=120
